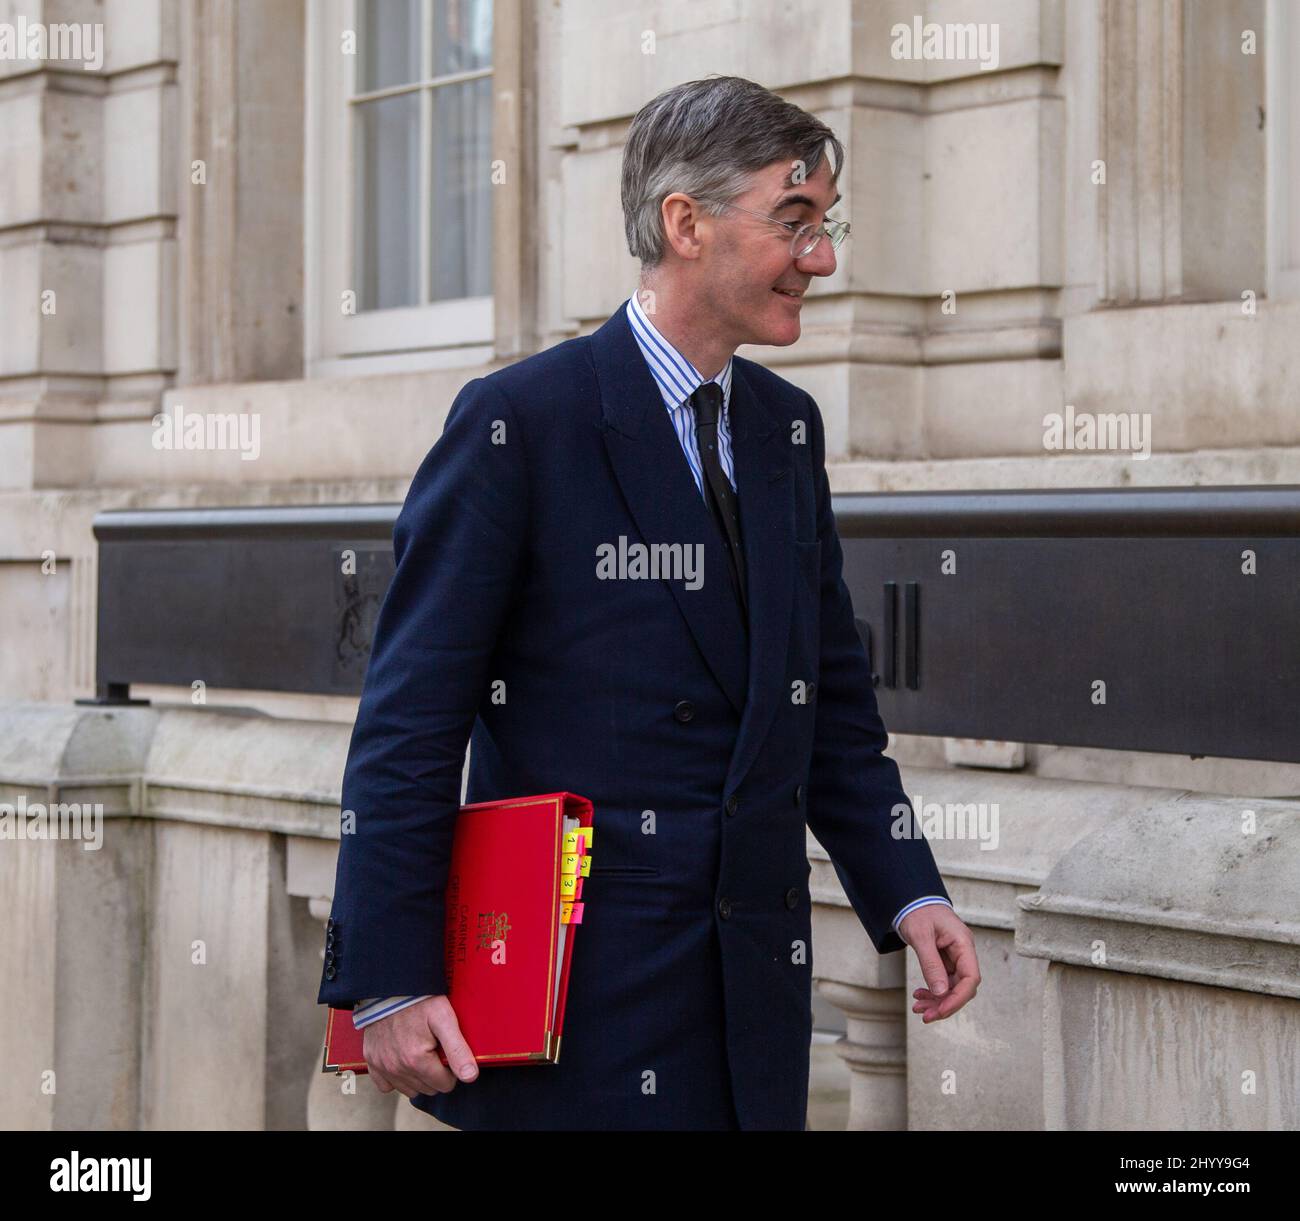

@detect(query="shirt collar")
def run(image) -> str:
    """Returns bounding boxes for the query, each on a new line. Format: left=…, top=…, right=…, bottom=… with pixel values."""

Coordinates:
left=625, top=292, right=732, bottom=419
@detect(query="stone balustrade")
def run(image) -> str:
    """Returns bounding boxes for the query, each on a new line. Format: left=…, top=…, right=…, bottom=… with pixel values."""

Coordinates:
left=1, top=700, right=1295, bottom=1130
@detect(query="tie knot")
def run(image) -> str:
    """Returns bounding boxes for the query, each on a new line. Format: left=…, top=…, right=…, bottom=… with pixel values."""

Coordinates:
left=690, top=381, right=723, bottom=428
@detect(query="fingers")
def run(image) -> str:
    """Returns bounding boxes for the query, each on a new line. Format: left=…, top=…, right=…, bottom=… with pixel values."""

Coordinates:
left=913, top=942, right=951, bottom=1000
left=912, top=979, right=955, bottom=1020
left=912, top=972, right=956, bottom=1002
left=913, top=977, right=974, bottom=1020
left=368, top=1053, right=457, bottom=1099
left=388, top=1056, right=459, bottom=1099
left=363, top=1010, right=463, bottom=1098
left=912, top=939, right=982, bottom=1020
left=904, top=918, right=956, bottom=998
left=355, top=998, right=483, bottom=1098
left=427, top=1003, right=480, bottom=1083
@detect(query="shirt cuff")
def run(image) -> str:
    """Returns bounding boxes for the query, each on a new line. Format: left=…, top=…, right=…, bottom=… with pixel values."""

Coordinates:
left=351, top=995, right=433, bottom=1030
left=892, top=896, right=953, bottom=933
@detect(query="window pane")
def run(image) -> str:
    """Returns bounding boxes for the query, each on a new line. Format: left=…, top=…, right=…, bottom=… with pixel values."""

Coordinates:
left=429, top=77, right=493, bottom=301
left=357, top=0, right=422, bottom=92
left=434, top=0, right=493, bottom=76
left=355, top=93, right=420, bottom=310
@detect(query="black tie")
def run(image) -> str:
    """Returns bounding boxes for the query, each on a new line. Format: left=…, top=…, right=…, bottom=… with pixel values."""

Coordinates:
left=690, top=381, right=748, bottom=617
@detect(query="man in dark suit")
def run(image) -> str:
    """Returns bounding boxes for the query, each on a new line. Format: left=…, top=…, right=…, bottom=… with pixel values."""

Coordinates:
left=317, top=74, right=979, bottom=1131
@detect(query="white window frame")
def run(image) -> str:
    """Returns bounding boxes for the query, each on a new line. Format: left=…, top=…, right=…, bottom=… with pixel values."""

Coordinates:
left=305, top=0, right=494, bottom=377
left=1267, top=0, right=1300, bottom=300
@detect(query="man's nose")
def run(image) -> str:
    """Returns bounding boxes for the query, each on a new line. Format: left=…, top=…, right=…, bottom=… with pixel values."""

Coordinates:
left=795, top=234, right=837, bottom=277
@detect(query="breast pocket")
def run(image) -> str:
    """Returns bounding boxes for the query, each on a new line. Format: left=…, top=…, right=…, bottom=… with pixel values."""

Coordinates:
left=589, top=864, right=660, bottom=878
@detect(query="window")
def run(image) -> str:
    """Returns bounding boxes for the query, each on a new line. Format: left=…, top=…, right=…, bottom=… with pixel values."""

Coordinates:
left=1267, top=0, right=1300, bottom=300
left=307, top=0, right=495, bottom=375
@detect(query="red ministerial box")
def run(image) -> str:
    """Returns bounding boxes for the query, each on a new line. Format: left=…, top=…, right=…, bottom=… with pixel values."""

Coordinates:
left=323, top=791, right=594, bottom=1074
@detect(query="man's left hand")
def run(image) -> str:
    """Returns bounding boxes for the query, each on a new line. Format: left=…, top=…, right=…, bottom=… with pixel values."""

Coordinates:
left=898, top=905, right=980, bottom=1022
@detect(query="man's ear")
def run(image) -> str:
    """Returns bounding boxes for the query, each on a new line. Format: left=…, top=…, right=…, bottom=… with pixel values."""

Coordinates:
left=660, top=192, right=707, bottom=262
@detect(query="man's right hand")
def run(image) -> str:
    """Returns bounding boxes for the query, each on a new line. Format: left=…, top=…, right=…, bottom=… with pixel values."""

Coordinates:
left=363, top=995, right=479, bottom=1097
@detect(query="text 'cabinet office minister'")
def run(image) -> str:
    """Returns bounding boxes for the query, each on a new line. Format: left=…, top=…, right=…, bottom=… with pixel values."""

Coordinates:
left=318, top=74, right=981, bottom=1132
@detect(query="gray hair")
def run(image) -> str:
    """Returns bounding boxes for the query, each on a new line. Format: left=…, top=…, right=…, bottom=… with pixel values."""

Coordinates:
left=621, top=75, right=844, bottom=268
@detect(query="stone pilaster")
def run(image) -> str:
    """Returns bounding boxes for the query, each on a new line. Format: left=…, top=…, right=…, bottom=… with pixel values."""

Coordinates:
left=177, top=0, right=305, bottom=385
left=1097, top=0, right=1265, bottom=304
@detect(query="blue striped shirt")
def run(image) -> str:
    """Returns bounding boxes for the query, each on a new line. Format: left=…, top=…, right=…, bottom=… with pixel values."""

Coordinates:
left=624, top=290, right=736, bottom=500
left=350, top=295, right=949, bottom=1031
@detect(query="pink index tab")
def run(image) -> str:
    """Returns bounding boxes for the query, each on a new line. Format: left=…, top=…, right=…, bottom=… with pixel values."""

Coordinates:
left=563, top=827, right=594, bottom=853
left=564, top=902, right=584, bottom=925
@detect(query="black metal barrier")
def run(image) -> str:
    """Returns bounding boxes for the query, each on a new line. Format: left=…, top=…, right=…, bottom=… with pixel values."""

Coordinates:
left=86, top=487, right=1300, bottom=763
left=86, top=505, right=398, bottom=702
left=839, top=487, right=1300, bottom=763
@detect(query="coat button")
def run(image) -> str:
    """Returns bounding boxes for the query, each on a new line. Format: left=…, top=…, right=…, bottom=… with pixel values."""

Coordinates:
left=324, top=965, right=337, bottom=981
left=785, top=888, right=799, bottom=910
left=717, top=897, right=732, bottom=920
left=324, top=949, right=335, bottom=965
left=673, top=700, right=695, bottom=723
left=325, top=931, right=335, bottom=949
left=326, top=918, right=335, bottom=933
left=725, top=794, right=739, bottom=816
left=793, top=784, right=804, bottom=807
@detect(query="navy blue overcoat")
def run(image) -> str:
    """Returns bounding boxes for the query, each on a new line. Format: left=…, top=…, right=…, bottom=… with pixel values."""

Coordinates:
left=317, top=300, right=950, bottom=1130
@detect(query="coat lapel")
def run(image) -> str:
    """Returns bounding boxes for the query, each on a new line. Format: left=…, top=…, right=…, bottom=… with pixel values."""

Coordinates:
left=592, top=303, right=749, bottom=716
left=589, top=302, right=795, bottom=790
left=721, top=357, right=795, bottom=793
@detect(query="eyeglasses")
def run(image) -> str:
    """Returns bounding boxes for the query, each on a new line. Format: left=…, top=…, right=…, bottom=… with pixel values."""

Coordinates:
left=712, top=201, right=851, bottom=258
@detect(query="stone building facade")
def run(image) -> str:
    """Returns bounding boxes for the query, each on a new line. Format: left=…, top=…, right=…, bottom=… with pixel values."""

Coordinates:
left=0, top=0, right=1296, bottom=1130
